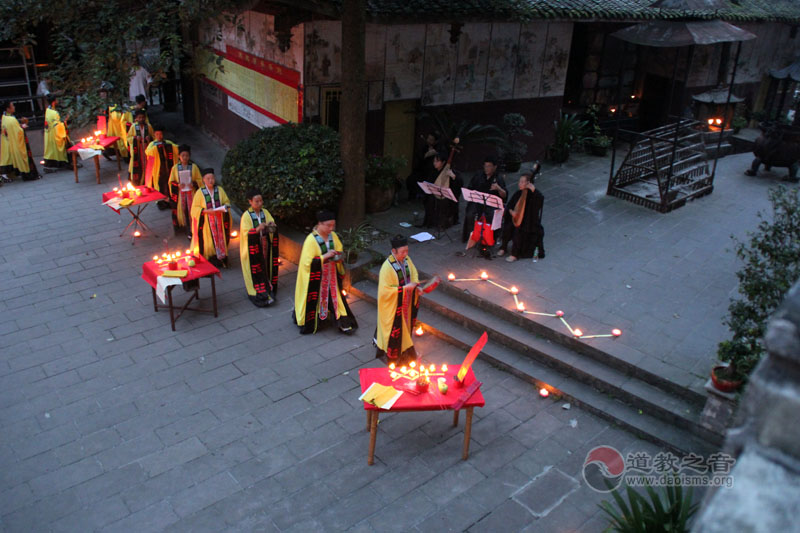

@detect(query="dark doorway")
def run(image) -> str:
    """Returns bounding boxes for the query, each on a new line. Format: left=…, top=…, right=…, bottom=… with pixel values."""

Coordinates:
left=640, top=73, right=683, bottom=131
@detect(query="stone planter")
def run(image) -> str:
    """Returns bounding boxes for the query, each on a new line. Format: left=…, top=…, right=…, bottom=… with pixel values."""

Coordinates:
left=365, top=185, right=394, bottom=214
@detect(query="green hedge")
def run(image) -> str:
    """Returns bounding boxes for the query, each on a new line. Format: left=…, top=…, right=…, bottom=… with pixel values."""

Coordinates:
left=222, top=122, right=344, bottom=226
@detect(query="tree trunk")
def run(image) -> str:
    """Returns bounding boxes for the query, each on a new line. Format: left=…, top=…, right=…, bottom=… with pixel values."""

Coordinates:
left=338, top=0, right=367, bottom=228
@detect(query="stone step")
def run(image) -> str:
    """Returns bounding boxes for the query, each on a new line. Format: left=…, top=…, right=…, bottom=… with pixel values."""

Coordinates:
left=349, top=277, right=721, bottom=456
left=372, top=267, right=707, bottom=407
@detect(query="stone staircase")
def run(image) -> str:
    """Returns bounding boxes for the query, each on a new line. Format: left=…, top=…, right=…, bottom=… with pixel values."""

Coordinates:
left=349, top=266, right=721, bottom=457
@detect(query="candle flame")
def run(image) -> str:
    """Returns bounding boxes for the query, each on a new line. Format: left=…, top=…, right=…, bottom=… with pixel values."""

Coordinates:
left=133, top=231, right=141, bottom=237
left=429, top=364, right=435, bottom=372
left=517, top=302, right=525, bottom=311
left=707, top=118, right=714, bottom=125
left=447, top=273, right=456, bottom=281
left=389, top=363, right=395, bottom=370
left=409, top=361, right=416, bottom=369
left=715, top=118, right=722, bottom=125
left=415, top=326, right=424, bottom=336
left=441, top=364, right=448, bottom=372
left=480, top=271, right=489, bottom=280
left=573, top=328, right=583, bottom=337
left=400, top=366, right=407, bottom=374
left=152, top=256, right=158, bottom=261
left=539, top=388, right=549, bottom=398
left=612, top=328, right=622, bottom=337
left=510, top=286, right=519, bottom=294
left=231, top=231, right=238, bottom=237
left=556, top=310, right=564, bottom=317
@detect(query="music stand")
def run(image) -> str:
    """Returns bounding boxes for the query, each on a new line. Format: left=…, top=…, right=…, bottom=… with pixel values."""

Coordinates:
left=418, top=181, right=458, bottom=242
left=461, top=188, right=504, bottom=259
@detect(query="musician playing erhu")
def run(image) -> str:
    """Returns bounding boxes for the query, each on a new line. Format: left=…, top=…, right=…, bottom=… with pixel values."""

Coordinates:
left=190, top=169, right=232, bottom=268
left=240, top=189, right=279, bottom=308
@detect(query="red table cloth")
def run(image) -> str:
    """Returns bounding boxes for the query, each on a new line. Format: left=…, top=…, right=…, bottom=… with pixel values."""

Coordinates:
left=359, top=366, right=485, bottom=411
left=102, top=188, right=167, bottom=214
left=141, top=253, right=221, bottom=289
left=68, top=135, right=120, bottom=151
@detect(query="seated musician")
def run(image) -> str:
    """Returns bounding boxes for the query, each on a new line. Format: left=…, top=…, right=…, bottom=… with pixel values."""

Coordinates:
left=168, top=144, right=202, bottom=237
left=461, top=156, right=507, bottom=243
left=293, top=210, right=358, bottom=335
left=421, top=151, right=462, bottom=229
left=497, top=164, right=545, bottom=262
left=374, top=235, right=421, bottom=366
left=240, top=189, right=279, bottom=308
left=406, top=132, right=441, bottom=201
left=190, top=169, right=232, bottom=268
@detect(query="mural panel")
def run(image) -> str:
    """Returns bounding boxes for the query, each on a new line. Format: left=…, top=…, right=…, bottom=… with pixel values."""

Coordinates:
left=422, top=24, right=457, bottom=106
left=305, top=21, right=342, bottom=85
left=453, top=23, right=490, bottom=104
left=514, top=22, right=547, bottom=99
left=539, top=22, right=573, bottom=97
left=384, top=25, right=425, bottom=101
left=485, top=23, right=519, bottom=101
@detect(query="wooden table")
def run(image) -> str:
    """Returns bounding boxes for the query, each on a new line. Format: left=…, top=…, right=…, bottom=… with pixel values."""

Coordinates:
left=141, top=254, right=221, bottom=331
left=359, top=366, right=485, bottom=465
left=101, top=188, right=167, bottom=244
left=68, top=136, right=121, bottom=183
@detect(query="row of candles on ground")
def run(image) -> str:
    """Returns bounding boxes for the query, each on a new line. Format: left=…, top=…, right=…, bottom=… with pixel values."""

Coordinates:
left=80, top=130, right=104, bottom=145
left=447, top=271, right=622, bottom=339
left=153, top=250, right=196, bottom=269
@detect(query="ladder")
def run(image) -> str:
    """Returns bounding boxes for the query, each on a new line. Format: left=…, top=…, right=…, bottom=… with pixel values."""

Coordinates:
left=0, top=45, right=40, bottom=123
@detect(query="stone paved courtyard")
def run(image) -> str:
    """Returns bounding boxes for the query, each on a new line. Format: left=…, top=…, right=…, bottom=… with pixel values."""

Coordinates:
left=0, top=142, right=682, bottom=531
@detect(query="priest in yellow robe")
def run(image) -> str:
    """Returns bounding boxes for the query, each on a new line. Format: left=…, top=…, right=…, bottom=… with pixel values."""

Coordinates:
left=240, top=189, right=279, bottom=307
left=43, top=97, right=70, bottom=171
left=1, top=100, right=39, bottom=182
left=126, top=109, right=153, bottom=186
left=374, top=235, right=421, bottom=365
left=168, top=144, right=203, bottom=235
left=106, top=104, right=131, bottom=159
left=190, top=169, right=232, bottom=268
left=144, top=124, right=178, bottom=209
left=293, top=210, right=358, bottom=334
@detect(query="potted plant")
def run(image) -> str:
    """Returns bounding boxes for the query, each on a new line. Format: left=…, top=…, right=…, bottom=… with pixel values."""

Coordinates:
left=365, top=154, right=405, bottom=213
left=497, top=113, right=533, bottom=172
left=599, top=478, right=699, bottom=533
left=584, top=104, right=612, bottom=156
left=338, top=222, right=371, bottom=264
left=714, top=186, right=800, bottom=392
left=548, top=112, right=588, bottom=163
left=418, top=108, right=505, bottom=150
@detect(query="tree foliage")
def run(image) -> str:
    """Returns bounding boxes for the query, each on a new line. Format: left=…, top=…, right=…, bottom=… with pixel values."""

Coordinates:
left=0, top=0, right=250, bottom=125
left=718, top=186, right=800, bottom=381
left=221, top=122, right=344, bottom=227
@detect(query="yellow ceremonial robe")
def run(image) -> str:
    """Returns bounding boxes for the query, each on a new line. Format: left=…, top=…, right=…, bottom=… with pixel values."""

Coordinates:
left=43, top=108, right=68, bottom=163
left=144, top=140, right=179, bottom=191
left=168, top=163, right=203, bottom=227
left=375, top=256, right=419, bottom=354
left=240, top=207, right=276, bottom=297
left=190, top=186, right=231, bottom=259
left=107, top=106, right=131, bottom=158
left=1, top=113, right=29, bottom=173
left=294, top=231, right=348, bottom=326
left=126, top=122, right=155, bottom=175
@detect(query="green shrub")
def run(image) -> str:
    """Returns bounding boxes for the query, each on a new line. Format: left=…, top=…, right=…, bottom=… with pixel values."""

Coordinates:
left=365, top=154, right=406, bottom=189
left=222, top=123, right=344, bottom=226
left=717, top=186, right=800, bottom=382
left=599, top=480, right=698, bottom=533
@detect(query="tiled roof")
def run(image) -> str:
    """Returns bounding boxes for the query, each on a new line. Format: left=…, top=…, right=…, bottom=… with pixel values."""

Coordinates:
left=360, top=0, right=800, bottom=23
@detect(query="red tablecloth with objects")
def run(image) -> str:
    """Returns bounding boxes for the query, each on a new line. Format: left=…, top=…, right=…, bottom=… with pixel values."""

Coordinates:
left=68, top=135, right=120, bottom=151
left=141, top=253, right=221, bottom=289
left=359, top=367, right=485, bottom=412
left=102, top=188, right=167, bottom=214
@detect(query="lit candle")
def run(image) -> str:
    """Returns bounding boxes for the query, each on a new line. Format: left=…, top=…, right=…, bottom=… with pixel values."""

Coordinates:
left=390, top=372, right=398, bottom=378
left=480, top=271, right=489, bottom=280
left=573, top=328, right=583, bottom=337
left=342, top=290, right=347, bottom=296
left=409, top=361, right=416, bottom=369
left=389, top=363, right=395, bottom=370
left=152, top=255, right=158, bottom=261
left=510, top=286, right=519, bottom=294
left=415, top=326, right=423, bottom=336
left=517, top=302, right=525, bottom=311
left=715, top=118, right=722, bottom=125
left=133, top=230, right=141, bottom=237
left=612, top=328, right=622, bottom=337
left=441, top=364, right=448, bottom=372
left=231, top=231, right=238, bottom=237
left=429, top=364, right=435, bottom=372
left=400, top=366, right=407, bottom=374
left=556, top=310, right=564, bottom=317
left=707, top=118, right=714, bottom=126
left=185, top=249, right=192, bottom=256
left=539, top=388, right=549, bottom=398
left=447, top=273, right=456, bottom=281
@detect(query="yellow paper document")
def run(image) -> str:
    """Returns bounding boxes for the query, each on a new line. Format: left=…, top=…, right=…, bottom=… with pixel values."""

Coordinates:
left=359, top=383, right=403, bottom=410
